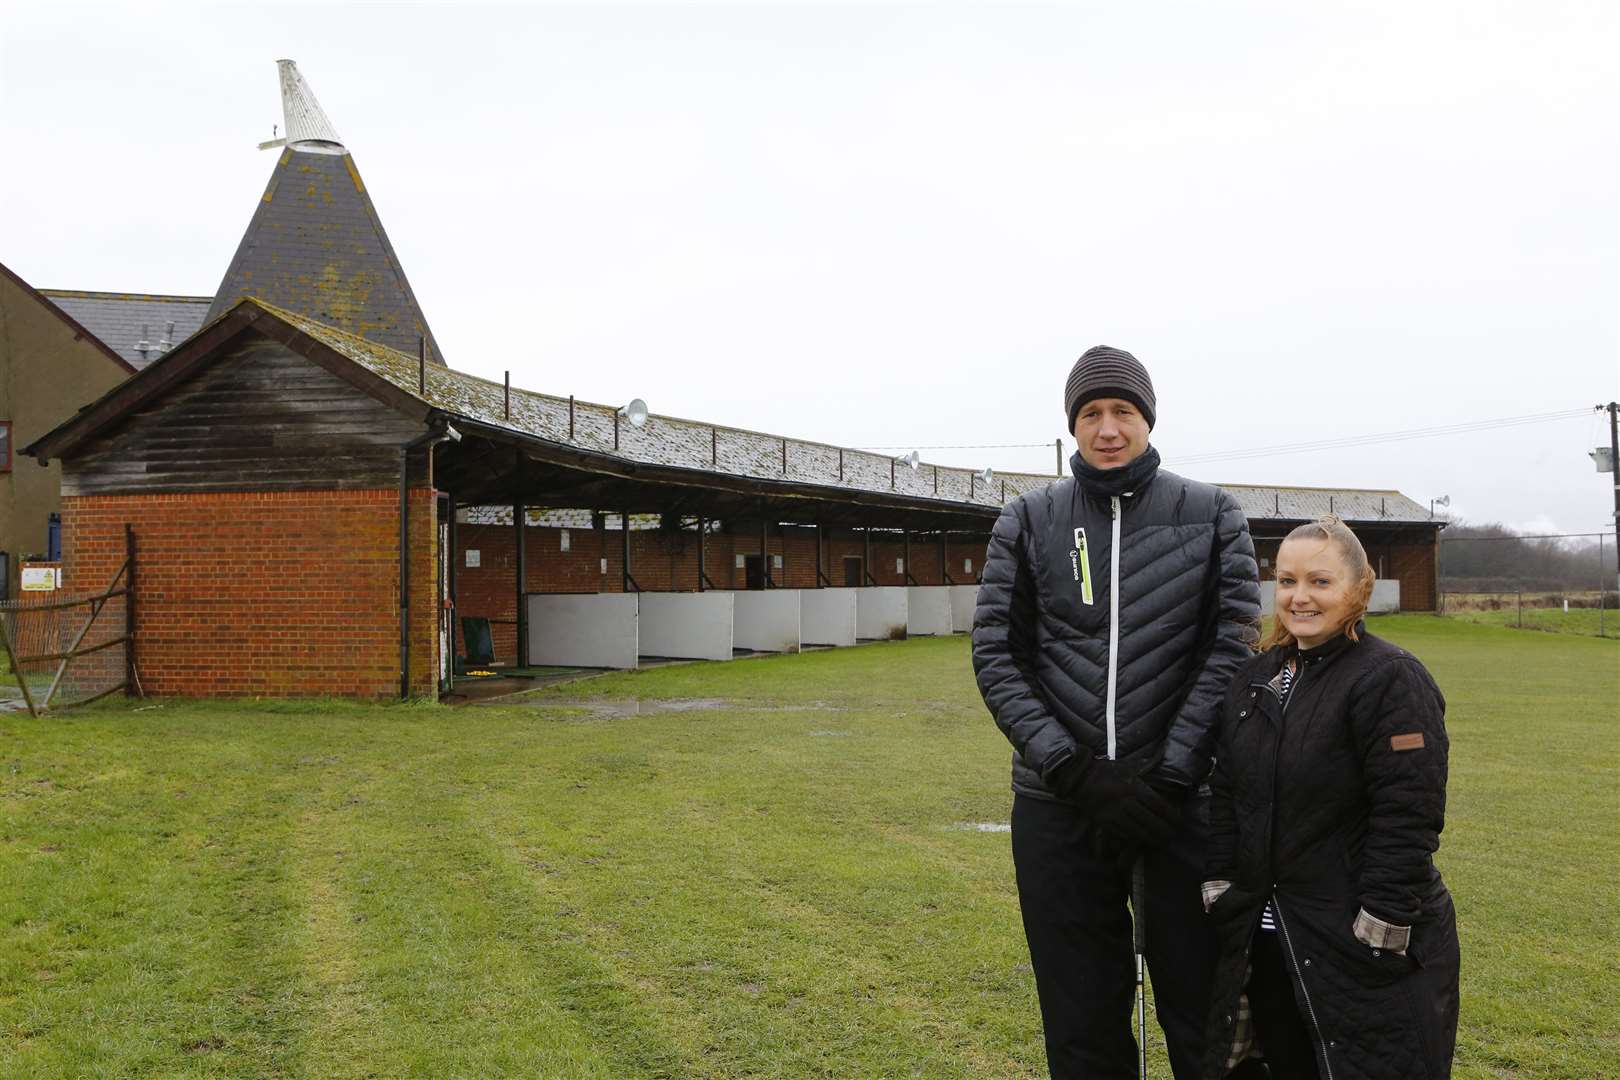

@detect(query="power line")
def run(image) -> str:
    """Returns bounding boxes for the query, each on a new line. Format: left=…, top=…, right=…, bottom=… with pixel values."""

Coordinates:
left=857, top=442, right=1051, bottom=451
left=1164, top=408, right=1593, bottom=466
left=856, top=406, right=1596, bottom=464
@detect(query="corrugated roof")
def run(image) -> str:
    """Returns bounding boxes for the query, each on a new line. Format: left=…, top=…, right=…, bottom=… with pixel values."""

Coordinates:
left=39, top=290, right=213, bottom=371
left=257, top=300, right=1436, bottom=525
left=259, top=299, right=1050, bottom=508
left=1219, top=484, right=1435, bottom=525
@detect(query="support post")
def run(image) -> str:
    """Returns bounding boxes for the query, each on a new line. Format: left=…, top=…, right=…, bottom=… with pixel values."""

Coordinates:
left=1607, top=402, right=1619, bottom=599
left=514, top=496, right=527, bottom=667
left=622, top=509, right=633, bottom=593
left=569, top=395, right=575, bottom=440
left=816, top=522, right=824, bottom=588
left=503, top=371, right=510, bottom=420
left=864, top=527, right=876, bottom=586
left=698, top=515, right=707, bottom=592
left=1055, top=437, right=1062, bottom=476
left=447, top=493, right=458, bottom=681
left=760, top=518, right=771, bottom=588
left=124, top=524, right=136, bottom=695
left=940, top=530, right=951, bottom=585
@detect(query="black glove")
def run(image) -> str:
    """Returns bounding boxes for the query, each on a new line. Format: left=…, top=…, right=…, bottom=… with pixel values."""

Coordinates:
left=1045, top=755, right=1181, bottom=850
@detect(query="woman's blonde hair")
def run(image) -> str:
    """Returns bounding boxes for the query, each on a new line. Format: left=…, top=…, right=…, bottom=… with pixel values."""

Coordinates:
left=1262, top=515, right=1377, bottom=650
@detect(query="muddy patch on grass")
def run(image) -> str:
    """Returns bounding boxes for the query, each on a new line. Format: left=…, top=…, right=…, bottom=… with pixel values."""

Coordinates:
left=500, top=697, right=850, bottom=719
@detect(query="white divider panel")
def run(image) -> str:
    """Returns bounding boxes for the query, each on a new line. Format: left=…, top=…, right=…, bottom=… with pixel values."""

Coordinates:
left=731, top=590, right=802, bottom=653
left=801, top=588, right=858, bottom=647
left=526, top=593, right=639, bottom=669
left=1260, top=582, right=1275, bottom=616
left=638, top=592, right=734, bottom=661
left=949, top=585, right=979, bottom=633
left=856, top=587, right=909, bottom=640
left=906, top=587, right=953, bottom=636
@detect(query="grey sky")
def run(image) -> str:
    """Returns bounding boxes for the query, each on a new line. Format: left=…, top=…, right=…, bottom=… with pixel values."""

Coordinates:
left=4, top=2, right=1615, bottom=535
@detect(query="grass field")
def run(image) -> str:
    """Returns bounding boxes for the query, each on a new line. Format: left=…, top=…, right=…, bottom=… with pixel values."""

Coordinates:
left=2, top=617, right=1616, bottom=1078
left=1442, top=605, right=1619, bottom=639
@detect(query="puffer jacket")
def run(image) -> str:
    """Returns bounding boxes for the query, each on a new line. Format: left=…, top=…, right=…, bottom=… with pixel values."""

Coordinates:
left=1203, top=629, right=1459, bottom=1080
left=971, top=449, right=1260, bottom=794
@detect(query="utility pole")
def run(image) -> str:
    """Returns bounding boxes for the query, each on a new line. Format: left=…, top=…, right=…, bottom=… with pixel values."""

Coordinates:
left=1055, top=437, right=1063, bottom=477
left=1606, top=402, right=1619, bottom=600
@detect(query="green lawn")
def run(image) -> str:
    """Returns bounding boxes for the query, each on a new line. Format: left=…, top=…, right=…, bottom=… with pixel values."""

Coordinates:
left=2, top=618, right=1615, bottom=1078
left=1443, top=605, right=1620, bottom=639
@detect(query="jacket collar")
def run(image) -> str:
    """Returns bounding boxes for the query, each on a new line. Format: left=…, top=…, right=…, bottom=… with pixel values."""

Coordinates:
left=1289, top=620, right=1366, bottom=669
left=1069, top=444, right=1161, bottom=499
left=1248, top=620, right=1367, bottom=688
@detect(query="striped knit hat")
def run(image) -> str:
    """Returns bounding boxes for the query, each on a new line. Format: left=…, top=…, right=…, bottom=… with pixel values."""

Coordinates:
left=1064, top=345, right=1157, bottom=431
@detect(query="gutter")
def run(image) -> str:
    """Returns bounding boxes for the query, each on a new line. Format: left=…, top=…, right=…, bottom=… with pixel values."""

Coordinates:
left=399, top=416, right=460, bottom=699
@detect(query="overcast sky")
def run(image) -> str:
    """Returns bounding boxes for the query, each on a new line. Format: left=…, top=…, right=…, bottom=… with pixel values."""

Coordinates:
left=3, top=1, right=1615, bottom=536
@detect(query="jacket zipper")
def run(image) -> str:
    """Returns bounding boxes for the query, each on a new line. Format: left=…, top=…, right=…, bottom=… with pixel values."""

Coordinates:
left=1268, top=658, right=1334, bottom=1079
left=1106, top=495, right=1121, bottom=760
left=1271, top=895, right=1336, bottom=1080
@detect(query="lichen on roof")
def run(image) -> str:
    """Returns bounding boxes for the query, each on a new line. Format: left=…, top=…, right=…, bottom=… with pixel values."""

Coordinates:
left=247, top=298, right=1044, bottom=509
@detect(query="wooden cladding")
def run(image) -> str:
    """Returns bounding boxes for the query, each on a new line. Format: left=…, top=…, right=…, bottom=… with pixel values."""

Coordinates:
left=61, top=335, right=427, bottom=497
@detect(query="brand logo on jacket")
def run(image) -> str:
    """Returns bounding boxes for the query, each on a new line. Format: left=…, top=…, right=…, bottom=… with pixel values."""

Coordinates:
left=1072, top=528, right=1094, bottom=605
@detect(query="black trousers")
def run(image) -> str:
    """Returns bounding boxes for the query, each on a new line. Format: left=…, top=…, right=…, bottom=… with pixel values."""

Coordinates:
left=1011, top=793, right=1215, bottom=1080
left=1247, top=931, right=1320, bottom=1080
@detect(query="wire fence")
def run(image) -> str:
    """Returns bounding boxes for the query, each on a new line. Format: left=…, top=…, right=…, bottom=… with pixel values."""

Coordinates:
left=1438, top=590, right=1618, bottom=640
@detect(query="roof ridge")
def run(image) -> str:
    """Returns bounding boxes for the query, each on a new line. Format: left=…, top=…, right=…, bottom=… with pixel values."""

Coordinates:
left=1214, top=482, right=1402, bottom=495
left=40, top=289, right=214, bottom=303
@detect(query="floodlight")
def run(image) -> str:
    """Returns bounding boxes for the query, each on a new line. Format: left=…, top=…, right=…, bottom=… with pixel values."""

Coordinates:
left=444, top=423, right=463, bottom=443
left=1433, top=494, right=1449, bottom=508
left=899, top=450, right=921, bottom=470
left=978, top=467, right=994, bottom=485
left=618, top=398, right=650, bottom=428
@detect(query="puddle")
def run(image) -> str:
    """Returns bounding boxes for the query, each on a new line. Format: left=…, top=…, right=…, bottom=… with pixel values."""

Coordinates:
left=949, top=822, right=1012, bottom=833
left=504, top=697, right=731, bottom=718
left=499, top=696, right=849, bottom=718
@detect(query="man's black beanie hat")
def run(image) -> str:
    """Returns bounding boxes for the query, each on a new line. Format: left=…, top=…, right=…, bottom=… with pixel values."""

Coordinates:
left=1064, top=345, right=1157, bottom=431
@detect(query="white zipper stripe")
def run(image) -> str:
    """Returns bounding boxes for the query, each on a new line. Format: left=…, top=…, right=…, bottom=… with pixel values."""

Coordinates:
left=1106, top=495, right=1121, bottom=760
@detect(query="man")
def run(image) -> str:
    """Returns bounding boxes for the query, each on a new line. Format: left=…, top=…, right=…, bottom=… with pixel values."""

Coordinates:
left=972, top=345, right=1260, bottom=1079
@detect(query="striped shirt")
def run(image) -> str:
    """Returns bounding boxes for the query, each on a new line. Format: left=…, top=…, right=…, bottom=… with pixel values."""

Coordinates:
left=1257, top=656, right=1300, bottom=933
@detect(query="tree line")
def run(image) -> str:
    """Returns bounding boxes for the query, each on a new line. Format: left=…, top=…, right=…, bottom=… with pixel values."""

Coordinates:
left=1439, top=521, right=1613, bottom=594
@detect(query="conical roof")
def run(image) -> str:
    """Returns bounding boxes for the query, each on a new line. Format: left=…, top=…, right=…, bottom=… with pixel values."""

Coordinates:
left=207, top=60, right=447, bottom=365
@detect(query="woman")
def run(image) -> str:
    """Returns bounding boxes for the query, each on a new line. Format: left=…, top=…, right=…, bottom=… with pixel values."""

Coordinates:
left=1200, top=516, right=1459, bottom=1079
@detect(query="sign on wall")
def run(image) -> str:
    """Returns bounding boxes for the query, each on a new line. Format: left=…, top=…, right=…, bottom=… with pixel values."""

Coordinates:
left=20, top=566, right=59, bottom=592
left=465, top=549, right=481, bottom=568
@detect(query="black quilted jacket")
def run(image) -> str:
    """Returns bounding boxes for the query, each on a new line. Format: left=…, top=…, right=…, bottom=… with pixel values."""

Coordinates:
left=1203, top=630, right=1459, bottom=1080
left=971, top=451, right=1260, bottom=795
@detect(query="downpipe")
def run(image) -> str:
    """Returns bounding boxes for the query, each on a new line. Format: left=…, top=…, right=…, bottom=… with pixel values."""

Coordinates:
left=399, top=419, right=461, bottom=699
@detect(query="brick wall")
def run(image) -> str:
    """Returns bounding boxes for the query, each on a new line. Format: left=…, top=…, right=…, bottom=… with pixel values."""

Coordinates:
left=60, top=488, right=437, bottom=698
left=452, top=521, right=991, bottom=663
left=1252, top=529, right=1439, bottom=613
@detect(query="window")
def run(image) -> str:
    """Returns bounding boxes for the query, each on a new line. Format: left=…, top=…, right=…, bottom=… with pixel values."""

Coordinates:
left=0, top=420, right=10, bottom=472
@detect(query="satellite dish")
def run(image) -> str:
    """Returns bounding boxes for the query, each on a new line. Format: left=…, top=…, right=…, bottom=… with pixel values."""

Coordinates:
left=978, top=467, right=994, bottom=485
left=618, top=398, right=649, bottom=428
left=900, top=450, right=921, bottom=471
